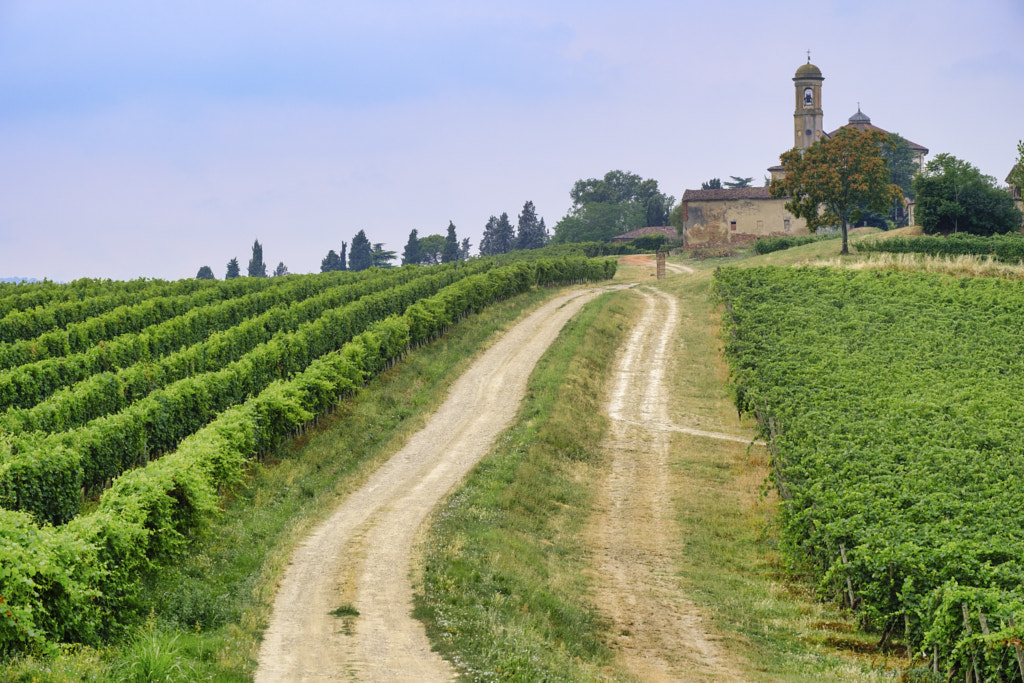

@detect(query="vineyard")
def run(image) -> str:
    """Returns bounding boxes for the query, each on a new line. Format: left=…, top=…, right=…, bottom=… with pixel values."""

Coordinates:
left=856, top=232, right=1024, bottom=262
left=714, top=265, right=1024, bottom=678
left=0, top=255, right=615, bottom=654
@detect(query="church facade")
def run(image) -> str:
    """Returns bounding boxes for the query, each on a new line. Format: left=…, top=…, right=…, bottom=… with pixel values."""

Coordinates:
left=681, top=58, right=926, bottom=247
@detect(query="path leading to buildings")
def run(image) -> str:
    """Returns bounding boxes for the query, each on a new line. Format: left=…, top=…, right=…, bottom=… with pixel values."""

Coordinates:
left=255, top=287, right=609, bottom=682
left=587, top=286, right=748, bottom=682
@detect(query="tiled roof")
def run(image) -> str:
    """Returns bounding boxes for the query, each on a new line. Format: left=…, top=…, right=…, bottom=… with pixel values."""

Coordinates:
left=611, top=225, right=677, bottom=240
left=827, top=122, right=928, bottom=154
left=681, top=187, right=773, bottom=201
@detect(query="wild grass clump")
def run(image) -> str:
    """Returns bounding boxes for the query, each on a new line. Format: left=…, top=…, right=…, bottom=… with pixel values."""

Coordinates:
left=809, top=252, right=1024, bottom=279
left=414, top=290, right=638, bottom=682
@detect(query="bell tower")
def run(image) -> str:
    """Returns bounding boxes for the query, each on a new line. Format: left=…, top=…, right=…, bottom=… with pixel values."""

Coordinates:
left=793, top=54, right=824, bottom=150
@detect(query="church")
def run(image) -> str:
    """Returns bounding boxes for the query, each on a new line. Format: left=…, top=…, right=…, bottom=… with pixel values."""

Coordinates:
left=679, top=58, right=927, bottom=247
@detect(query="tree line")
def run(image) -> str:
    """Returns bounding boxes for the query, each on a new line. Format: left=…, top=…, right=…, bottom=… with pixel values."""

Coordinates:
left=192, top=168, right=686, bottom=281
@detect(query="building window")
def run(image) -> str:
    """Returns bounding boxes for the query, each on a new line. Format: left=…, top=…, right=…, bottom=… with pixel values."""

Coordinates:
left=730, top=220, right=737, bottom=231
left=784, top=219, right=791, bottom=232
left=756, top=220, right=764, bottom=231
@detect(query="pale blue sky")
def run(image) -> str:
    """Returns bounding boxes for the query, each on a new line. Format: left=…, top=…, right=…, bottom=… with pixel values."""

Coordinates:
left=2, top=0, right=1022, bottom=281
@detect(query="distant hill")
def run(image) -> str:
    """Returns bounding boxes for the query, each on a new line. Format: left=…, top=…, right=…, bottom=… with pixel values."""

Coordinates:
left=1, top=277, right=41, bottom=284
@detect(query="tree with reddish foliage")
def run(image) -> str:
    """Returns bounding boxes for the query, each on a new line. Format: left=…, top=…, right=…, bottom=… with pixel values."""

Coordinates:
left=771, top=127, right=902, bottom=255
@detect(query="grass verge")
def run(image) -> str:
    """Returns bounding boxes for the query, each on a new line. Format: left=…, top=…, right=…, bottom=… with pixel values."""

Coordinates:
left=0, top=286, right=564, bottom=682
left=658, top=248, right=909, bottom=680
left=413, top=290, right=640, bottom=682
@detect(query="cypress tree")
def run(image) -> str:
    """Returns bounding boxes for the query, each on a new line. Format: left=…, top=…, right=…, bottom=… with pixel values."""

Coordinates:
left=442, top=221, right=460, bottom=263
left=247, top=240, right=267, bottom=277
left=349, top=230, right=373, bottom=271
left=516, top=201, right=548, bottom=250
left=225, top=258, right=241, bottom=279
left=321, top=250, right=341, bottom=272
left=402, top=229, right=422, bottom=265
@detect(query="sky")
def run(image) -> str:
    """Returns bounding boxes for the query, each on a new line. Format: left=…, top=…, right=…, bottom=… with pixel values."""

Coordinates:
left=1, top=0, right=1022, bottom=282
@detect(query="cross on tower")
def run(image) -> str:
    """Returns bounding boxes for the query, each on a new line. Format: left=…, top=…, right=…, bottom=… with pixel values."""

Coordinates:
left=807, top=49, right=811, bottom=62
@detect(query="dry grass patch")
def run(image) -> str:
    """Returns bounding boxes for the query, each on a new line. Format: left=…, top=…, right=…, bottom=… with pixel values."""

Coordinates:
left=805, top=251, right=1024, bottom=279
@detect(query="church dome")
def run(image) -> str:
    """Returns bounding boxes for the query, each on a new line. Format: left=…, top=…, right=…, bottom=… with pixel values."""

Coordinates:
left=849, top=108, right=871, bottom=124
left=795, top=61, right=822, bottom=79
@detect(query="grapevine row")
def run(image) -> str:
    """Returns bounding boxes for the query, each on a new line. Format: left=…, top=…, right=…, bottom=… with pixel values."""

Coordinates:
left=0, top=263, right=475, bottom=433
left=0, top=268, right=393, bottom=407
left=0, top=263, right=494, bottom=523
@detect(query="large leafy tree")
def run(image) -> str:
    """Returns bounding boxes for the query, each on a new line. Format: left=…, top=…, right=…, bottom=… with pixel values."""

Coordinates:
left=401, top=229, right=422, bottom=266
left=225, top=258, right=241, bottom=279
left=349, top=230, right=373, bottom=271
left=273, top=262, right=289, bottom=277
left=771, top=127, right=902, bottom=255
left=417, top=234, right=445, bottom=264
left=1009, top=140, right=1024, bottom=189
left=480, top=213, right=515, bottom=255
left=442, top=221, right=460, bottom=263
left=515, top=200, right=548, bottom=250
left=856, top=133, right=919, bottom=228
left=701, top=178, right=722, bottom=190
left=195, top=265, right=215, bottom=280
left=247, top=240, right=268, bottom=277
left=553, top=170, right=673, bottom=243
left=913, top=153, right=1022, bottom=236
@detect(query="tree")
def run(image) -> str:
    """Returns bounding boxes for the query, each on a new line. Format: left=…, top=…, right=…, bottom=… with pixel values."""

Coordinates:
left=339, top=241, right=348, bottom=271
left=401, top=229, right=422, bottom=266
left=418, top=234, right=445, bottom=264
left=480, top=213, right=515, bottom=255
left=225, top=258, right=241, bottom=279
left=701, top=178, right=722, bottom=190
left=516, top=200, right=548, bottom=250
left=723, top=176, right=754, bottom=189
left=771, top=127, right=902, bottom=255
left=349, top=230, right=373, bottom=271
left=913, top=153, right=1022, bottom=236
left=196, top=265, right=215, bottom=280
left=442, top=221, right=460, bottom=263
left=371, top=243, right=396, bottom=268
left=320, top=250, right=343, bottom=272
left=459, top=237, right=472, bottom=260
left=1009, top=140, right=1024, bottom=189
left=553, top=170, right=674, bottom=243
left=273, top=262, right=289, bottom=277
left=247, top=240, right=267, bottom=277
left=669, top=203, right=685, bottom=231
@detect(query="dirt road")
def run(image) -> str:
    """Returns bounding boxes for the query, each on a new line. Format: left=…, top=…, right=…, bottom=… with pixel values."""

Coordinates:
left=255, top=287, right=609, bottom=682
left=588, top=287, right=747, bottom=682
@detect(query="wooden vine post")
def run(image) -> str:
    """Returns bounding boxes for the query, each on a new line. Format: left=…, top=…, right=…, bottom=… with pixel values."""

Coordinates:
left=962, top=603, right=979, bottom=683
left=839, top=545, right=856, bottom=608
left=1008, top=615, right=1024, bottom=680
left=656, top=251, right=666, bottom=280
left=977, top=610, right=1005, bottom=683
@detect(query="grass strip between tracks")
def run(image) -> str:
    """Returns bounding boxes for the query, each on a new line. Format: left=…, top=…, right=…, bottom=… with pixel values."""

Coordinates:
left=414, top=289, right=639, bottom=682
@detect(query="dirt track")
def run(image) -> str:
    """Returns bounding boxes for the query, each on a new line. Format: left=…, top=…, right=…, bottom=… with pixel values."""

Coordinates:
left=588, top=287, right=747, bottom=681
left=255, top=287, right=609, bottom=682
